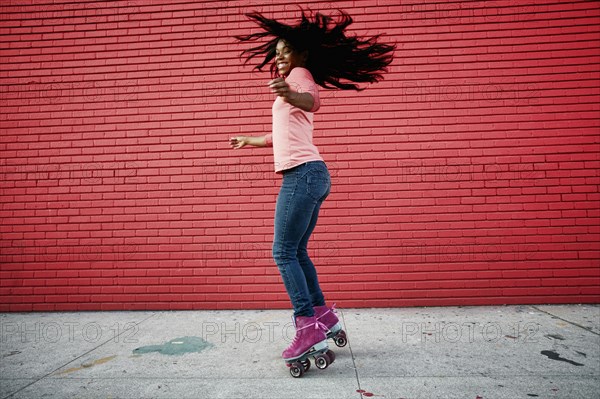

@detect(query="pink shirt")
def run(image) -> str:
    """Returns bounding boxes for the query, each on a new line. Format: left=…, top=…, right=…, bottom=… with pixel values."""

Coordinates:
left=265, top=67, right=323, bottom=173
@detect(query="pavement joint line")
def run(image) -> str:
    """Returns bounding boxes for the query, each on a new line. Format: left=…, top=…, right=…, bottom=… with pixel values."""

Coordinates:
left=337, top=309, right=363, bottom=399
left=0, top=312, right=157, bottom=399
left=530, top=305, right=600, bottom=336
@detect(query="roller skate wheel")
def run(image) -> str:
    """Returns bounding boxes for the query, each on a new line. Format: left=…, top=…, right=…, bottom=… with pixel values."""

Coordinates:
left=315, top=353, right=330, bottom=370
left=301, top=359, right=311, bottom=372
left=326, top=349, right=336, bottom=363
left=335, top=331, right=347, bottom=347
left=289, top=362, right=304, bottom=378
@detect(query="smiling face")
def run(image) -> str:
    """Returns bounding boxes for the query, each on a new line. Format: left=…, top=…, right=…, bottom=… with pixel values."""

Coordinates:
left=275, top=39, right=307, bottom=77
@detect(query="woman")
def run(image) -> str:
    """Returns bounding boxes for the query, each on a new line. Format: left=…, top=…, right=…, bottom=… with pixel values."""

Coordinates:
left=231, top=9, right=394, bottom=370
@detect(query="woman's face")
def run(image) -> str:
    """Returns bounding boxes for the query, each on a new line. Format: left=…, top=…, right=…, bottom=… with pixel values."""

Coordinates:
left=275, top=39, right=307, bottom=77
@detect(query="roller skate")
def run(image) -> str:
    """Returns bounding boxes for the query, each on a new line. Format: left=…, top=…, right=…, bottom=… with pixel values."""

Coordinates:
left=283, top=315, right=336, bottom=378
left=314, top=303, right=348, bottom=348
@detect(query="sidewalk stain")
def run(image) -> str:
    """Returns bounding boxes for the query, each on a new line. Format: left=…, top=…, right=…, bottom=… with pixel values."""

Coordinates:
left=540, top=350, right=584, bottom=366
left=133, top=336, right=212, bottom=356
left=55, top=355, right=117, bottom=375
left=356, top=389, right=385, bottom=397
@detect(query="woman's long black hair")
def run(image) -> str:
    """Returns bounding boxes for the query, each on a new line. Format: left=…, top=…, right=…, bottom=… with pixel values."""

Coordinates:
left=235, top=8, right=395, bottom=91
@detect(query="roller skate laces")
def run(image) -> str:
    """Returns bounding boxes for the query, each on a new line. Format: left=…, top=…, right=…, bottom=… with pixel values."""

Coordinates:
left=315, top=303, right=348, bottom=348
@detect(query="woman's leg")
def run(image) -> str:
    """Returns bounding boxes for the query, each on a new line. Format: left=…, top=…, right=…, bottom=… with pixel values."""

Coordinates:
left=297, top=199, right=326, bottom=308
left=272, top=162, right=330, bottom=318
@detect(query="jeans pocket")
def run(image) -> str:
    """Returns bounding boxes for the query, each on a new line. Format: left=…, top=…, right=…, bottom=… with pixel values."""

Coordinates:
left=306, top=169, right=331, bottom=201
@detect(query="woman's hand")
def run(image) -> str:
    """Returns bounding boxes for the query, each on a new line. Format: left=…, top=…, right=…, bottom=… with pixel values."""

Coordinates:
left=230, top=135, right=268, bottom=149
left=268, top=78, right=293, bottom=101
left=230, top=136, right=248, bottom=149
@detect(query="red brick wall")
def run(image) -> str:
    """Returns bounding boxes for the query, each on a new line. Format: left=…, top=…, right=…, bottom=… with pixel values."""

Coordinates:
left=1, top=1, right=599, bottom=311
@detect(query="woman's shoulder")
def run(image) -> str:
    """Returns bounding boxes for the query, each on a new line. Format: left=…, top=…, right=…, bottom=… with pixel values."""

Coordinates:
left=288, top=67, right=315, bottom=81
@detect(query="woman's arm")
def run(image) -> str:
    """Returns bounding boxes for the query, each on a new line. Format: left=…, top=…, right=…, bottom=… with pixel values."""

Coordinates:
left=230, top=135, right=269, bottom=149
left=268, top=78, right=315, bottom=112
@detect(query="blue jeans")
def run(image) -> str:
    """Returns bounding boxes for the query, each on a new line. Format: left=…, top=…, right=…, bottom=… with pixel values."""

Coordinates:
left=273, top=161, right=331, bottom=318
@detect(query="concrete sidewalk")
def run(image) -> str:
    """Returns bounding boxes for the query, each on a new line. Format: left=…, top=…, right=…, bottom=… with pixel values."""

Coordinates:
left=0, top=305, right=598, bottom=399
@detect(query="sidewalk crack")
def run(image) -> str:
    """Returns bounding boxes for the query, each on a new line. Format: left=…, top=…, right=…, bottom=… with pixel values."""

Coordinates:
left=531, top=305, right=599, bottom=337
left=338, top=310, right=364, bottom=399
left=1, top=312, right=157, bottom=399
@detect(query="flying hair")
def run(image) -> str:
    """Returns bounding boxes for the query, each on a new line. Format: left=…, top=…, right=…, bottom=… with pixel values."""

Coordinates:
left=235, top=8, right=395, bottom=91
